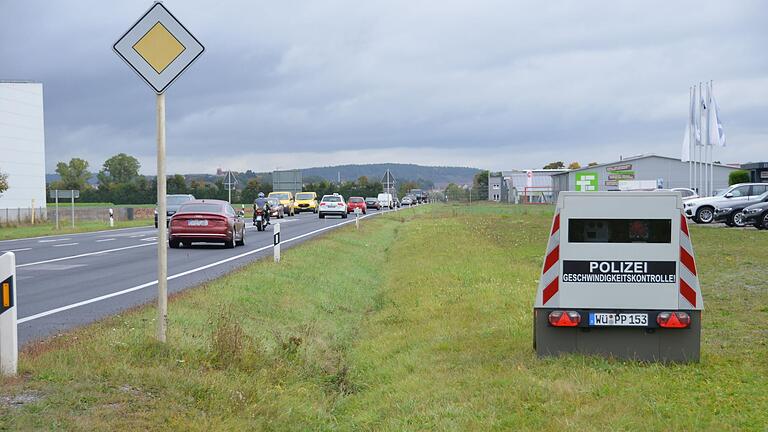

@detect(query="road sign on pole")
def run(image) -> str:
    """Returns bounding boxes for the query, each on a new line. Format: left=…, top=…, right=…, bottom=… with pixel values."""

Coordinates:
left=114, top=2, right=204, bottom=343
left=0, top=252, right=17, bottom=377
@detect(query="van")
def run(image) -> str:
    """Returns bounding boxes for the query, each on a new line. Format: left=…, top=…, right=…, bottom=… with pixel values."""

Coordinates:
left=533, top=191, right=703, bottom=362
left=377, top=193, right=394, bottom=209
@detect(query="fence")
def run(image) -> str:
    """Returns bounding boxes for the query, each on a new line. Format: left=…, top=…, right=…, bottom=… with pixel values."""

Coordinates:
left=0, top=207, right=154, bottom=226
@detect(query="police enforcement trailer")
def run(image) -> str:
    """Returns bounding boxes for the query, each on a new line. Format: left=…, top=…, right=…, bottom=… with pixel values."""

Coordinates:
left=533, top=191, right=703, bottom=362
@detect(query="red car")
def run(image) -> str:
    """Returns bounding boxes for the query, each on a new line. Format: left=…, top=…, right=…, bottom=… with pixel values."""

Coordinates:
left=168, top=199, right=246, bottom=248
left=347, top=196, right=367, bottom=214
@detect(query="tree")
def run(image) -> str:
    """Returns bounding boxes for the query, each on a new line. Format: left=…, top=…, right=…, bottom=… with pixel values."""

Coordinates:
left=543, top=161, right=565, bottom=169
left=472, top=170, right=490, bottom=198
left=54, top=158, right=91, bottom=190
left=167, top=174, right=188, bottom=194
left=0, top=168, right=8, bottom=196
left=567, top=162, right=581, bottom=170
left=728, top=170, right=750, bottom=186
left=98, top=153, right=141, bottom=187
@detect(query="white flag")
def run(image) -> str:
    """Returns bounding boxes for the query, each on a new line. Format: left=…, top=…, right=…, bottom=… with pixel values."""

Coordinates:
left=693, top=86, right=702, bottom=145
left=699, top=85, right=708, bottom=145
left=681, top=88, right=693, bottom=161
left=708, top=86, right=726, bottom=147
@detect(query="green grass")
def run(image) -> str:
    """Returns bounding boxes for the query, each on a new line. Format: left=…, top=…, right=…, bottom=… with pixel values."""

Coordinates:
left=0, top=219, right=152, bottom=241
left=1, top=203, right=766, bottom=430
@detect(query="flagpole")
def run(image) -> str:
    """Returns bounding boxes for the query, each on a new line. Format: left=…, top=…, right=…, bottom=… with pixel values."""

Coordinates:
left=698, top=82, right=703, bottom=196
left=688, top=86, right=693, bottom=189
left=709, top=80, right=715, bottom=195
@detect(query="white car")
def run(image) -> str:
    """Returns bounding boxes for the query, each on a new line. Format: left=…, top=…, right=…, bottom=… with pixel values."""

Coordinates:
left=670, top=188, right=699, bottom=201
left=318, top=194, right=347, bottom=219
left=683, top=183, right=768, bottom=224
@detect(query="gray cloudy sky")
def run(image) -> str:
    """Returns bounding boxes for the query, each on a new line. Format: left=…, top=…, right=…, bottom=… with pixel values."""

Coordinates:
left=2, top=0, right=767, bottom=174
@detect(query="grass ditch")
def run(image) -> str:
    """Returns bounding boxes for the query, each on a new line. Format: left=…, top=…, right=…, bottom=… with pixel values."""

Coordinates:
left=1, top=203, right=766, bottom=430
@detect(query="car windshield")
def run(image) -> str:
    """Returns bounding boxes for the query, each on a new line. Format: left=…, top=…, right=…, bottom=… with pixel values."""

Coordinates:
left=271, top=193, right=290, bottom=200
left=295, top=193, right=314, bottom=200
left=167, top=196, right=191, bottom=205
left=323, top=196, right=342, bottom=202
left=349, top=197, right=363, bottom=203
left=267, top=198, right=280, bottom=205
left=366, top=197, right=376, bottom=201
left=178, top=203, right=222, bottom=213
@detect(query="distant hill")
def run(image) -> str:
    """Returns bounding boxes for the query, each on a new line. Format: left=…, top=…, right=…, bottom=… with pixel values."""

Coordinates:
left=301, top=164, right=479, bottom=188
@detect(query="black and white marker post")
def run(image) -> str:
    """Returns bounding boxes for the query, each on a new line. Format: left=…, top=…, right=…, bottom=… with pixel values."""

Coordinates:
left=274, top=223, right=281, bottom=263
left=109, top=208, right=114, bottom=227
left=0, top=252, right=17, bottom=377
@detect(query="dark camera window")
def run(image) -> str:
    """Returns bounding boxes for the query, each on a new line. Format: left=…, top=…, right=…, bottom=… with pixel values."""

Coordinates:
left=568, top=219, right=671, bottom=243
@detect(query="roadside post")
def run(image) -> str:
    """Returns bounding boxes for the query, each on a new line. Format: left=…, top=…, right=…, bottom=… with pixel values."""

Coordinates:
left=70, top=190, right=75, bottom=228
left=114, top=2, right=205, bottom=342
left=0, top=252, right=17, bottom=377
left=355, top=207, right=361, bottom=229
left=109, top=208, right=114, bottom=227
left=274, top=223, right=281, bottom=263
left=54, top=190, right=59, bottom=229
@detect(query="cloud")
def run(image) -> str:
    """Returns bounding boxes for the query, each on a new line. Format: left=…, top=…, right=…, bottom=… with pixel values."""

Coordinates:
left=1, top=0, right=766, bottom=174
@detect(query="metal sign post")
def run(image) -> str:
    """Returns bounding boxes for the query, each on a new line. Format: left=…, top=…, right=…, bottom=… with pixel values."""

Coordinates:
left=273, top=223, right=281, bottom=263
left=70, top=190, right=75, bottom=228
left=114, top=2, right=205, bottom=343
left=0, top=252, right=17, bottom=377
left=50, top=190, right=79, bottom=229
left=54, top=190, right=59, bottom=230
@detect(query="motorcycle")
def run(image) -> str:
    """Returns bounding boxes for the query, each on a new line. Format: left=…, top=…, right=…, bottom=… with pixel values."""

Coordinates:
left=254, top=206, right=267, bottom=231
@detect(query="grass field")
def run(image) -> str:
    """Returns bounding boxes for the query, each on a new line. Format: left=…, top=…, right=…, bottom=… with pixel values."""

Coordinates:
left=1, top=204, right=766, bottom=430
left=0, top=219, right=152, bottom=241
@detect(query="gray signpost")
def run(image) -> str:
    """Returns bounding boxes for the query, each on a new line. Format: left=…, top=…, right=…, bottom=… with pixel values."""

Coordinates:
left=114, top=2, right=204, bottom=343
left=50, top=190, right=80, bottom=230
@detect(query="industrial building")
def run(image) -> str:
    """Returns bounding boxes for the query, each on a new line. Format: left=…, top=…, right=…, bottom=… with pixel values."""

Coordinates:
left=489, top=169, right=568, bottom=203
left=0, top=81, right=47, bottom=223
left=551, top=154, right=739, bottom=200
left=741, top=162, right=768, bottom=184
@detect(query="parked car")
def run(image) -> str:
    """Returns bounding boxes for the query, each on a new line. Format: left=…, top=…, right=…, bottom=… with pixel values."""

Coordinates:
left=268, top=191, right=296, bottom=216
left=266, top=197, right=285, bottom=219
left=319, top=194, right=347, bottom=218
left=683, top=183, right=768, bottom=224
left=347, top=196, right=366, bottom=214
left=401, top=196, right=414, bottom=206
left=294, top=191, right=318, bottom=213
left=742, top=197, right=768, bottom=229
left=169, top=199, right=246, bottom=248
left=155, top=194, right=195, bottom=228
left=670, top=188, right=699, bottom=201
left=714, top=191, right=768, bottom=227
left=365, top=197, right=381, bottom=210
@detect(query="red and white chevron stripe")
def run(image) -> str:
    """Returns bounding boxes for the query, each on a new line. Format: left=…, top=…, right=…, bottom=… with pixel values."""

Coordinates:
left=678, top=214, right=703, bottom=309
left=538, top=212, right=561, bottom=306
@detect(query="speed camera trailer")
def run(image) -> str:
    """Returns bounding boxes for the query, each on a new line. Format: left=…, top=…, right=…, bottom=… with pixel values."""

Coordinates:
left=533, top=191, right=703, bottom=362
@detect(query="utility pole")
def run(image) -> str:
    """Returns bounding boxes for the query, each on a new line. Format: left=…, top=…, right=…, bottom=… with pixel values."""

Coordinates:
left=224, top=170, right=237, bottom=203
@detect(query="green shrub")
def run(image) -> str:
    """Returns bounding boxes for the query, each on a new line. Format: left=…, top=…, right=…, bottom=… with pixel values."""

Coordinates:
left=728, top=170, right=750, bottom=185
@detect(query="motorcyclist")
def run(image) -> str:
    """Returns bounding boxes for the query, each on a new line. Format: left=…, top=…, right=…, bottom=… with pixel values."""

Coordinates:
left=253, top=192, right=271, bottom=226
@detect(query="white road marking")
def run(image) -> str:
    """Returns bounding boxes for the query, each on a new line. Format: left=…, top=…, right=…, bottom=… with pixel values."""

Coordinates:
left=52, top=243, right=79, bottom=247
left=17, top=243, right=155, bottom=268
left=17, top=211, right=385, bottom=324
left=96, top=238, right=115, bottom=242
left=0, top=225, right=154, bottom=245
left=3, top=248, right=31, bottom=252
left=141, top=237, right=158, bottom=242
left=38, top=238, right=71, bottom=243
left=129, top=234, right=145, bottom=238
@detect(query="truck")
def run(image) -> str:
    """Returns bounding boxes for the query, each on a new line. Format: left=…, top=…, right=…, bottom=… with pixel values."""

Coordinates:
left=533, top=191, right=704, bottom=362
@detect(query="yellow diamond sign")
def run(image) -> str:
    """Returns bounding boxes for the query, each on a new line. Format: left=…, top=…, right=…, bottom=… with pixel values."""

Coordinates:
left=114, top=3, right=204, bottom=93
left=132, top=22, right=186, bottom=74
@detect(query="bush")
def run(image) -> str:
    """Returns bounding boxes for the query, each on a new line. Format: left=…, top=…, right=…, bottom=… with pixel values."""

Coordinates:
left=728, top=170, right=750, bottom=185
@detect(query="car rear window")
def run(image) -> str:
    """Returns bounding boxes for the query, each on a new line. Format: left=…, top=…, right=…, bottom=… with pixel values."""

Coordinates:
left=271, top=193, right=290, bottom=200
left=568, top=219, right=671, bottom=243
left=323, top=196, right=342, bottom=202
left=178, top=203, right=222, bottom=213
left=295, top=193, right=314, bottom=200
left=349, top=197, right=363, bottom=203
left=167, top=195, right=192, bottom=205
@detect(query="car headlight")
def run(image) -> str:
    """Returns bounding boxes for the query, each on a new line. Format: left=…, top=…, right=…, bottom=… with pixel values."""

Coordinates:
left=750, top=207, right=764, bottom=213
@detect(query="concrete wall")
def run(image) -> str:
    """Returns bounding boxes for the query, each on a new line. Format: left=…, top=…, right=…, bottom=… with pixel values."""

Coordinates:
left=0, top=82, right=46, bottom=211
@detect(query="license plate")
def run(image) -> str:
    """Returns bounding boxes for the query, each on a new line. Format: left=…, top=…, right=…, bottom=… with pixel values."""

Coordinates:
left=589, top=313, right=648, bottom=327
left=188, top=219, right=208, bottom=226
left=256, top=216, right=262, bottom=222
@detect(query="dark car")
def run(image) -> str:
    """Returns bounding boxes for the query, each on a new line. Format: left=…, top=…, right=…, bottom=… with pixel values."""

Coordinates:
left=266, top=197, right=285, bottom=219
left=365, top=197, right=381, bottom=210
left=714, top=191, right=768, bottom=227
left=155, top=194, right=195, bottom=228
left=741, top=193, right=768, bottom=229
left=169, top=199, right=246, bottom=248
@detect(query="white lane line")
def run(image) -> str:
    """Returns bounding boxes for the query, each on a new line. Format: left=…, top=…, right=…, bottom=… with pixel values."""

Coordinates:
left=17, top=243, right=155, bottom=268
left=52, top=243, right=79, bottom=247
left=3, top=248, right=32, bottom=252
left=96, top=238, right=115, bottom=242
left=38, top=238, right=71, bottom=243
left=17, top=212, right=383, bottom=324
left=129, top=234, right=145, bottom=238
left=141, top=237, right=158, bottom=242
left=0, top=225, right=154, bottom=244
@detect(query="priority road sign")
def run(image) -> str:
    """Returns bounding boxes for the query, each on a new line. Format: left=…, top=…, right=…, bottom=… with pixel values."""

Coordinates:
left=113, top=2, right=204, bottom=94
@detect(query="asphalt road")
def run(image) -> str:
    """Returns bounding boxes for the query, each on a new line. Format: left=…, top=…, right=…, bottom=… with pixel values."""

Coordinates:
left=1, top=208, right=394, bottom=346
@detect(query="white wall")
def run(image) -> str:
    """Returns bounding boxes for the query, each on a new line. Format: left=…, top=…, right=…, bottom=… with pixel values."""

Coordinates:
left=0, top=82, right=46, bottom=210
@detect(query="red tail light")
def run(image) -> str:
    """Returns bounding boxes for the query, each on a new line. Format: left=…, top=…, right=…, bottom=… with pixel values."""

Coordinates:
left=548, top=311, right=581, bottom=327
left=320, top=202, right=327, bottom=206
left=656, top=312, right=691, bottom=328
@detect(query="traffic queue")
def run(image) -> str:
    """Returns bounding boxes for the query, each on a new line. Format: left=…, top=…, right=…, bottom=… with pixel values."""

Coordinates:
left=156, top=189, right=429, bottom=248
